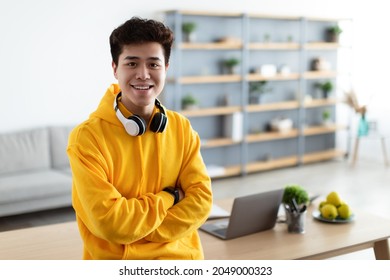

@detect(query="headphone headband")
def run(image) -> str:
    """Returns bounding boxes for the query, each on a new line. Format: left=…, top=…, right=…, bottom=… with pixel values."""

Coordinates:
left=113, top=92, right=165, bottom=114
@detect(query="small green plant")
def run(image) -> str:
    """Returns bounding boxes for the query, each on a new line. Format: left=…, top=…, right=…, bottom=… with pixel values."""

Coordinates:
left=327, top=24, right=342, bottom=35
left=182, top=94, right=198, bottom=108
left=182, top=22, right=196, bottom=34
left=315, top=81, right=333, bottom=97
left=322, top=109, right=331, bottom=121
left=248, top=80, right=272, bottom=104
left=326, top=25, right=342, bottom=42
left=223, top=58, right=240, bottom=68
left=249, top=80, right=272, bottom=95
left=222, top=58, right=240, bottom=74
left=282, top=185, right=309, bottom=206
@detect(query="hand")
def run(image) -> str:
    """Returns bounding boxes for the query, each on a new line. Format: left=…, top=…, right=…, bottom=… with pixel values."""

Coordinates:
left=177, top=187, right=185, bottom=202
left=163, top=187, right=184, bottom=205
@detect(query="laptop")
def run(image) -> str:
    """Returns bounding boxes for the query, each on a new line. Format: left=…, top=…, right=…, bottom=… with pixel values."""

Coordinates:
left=200, top=189, right=283, bottom=240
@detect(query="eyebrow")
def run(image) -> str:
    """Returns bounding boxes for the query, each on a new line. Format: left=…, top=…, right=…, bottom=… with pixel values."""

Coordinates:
left=123, top=56, right=162, bottom=62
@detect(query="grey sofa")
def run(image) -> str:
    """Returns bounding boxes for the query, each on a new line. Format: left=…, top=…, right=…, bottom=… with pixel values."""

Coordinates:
left=0, top=126, right=74, bottom=217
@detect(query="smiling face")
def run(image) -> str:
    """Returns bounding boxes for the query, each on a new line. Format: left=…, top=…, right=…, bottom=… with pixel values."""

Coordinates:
left=112, top=42, right=168, bottom=120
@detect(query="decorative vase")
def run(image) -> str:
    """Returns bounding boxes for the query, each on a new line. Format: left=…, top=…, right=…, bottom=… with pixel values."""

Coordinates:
left=322, top=90, right=329, bottom=99
left=249, top=94, right=262, bottom=104
left=326, top=30, right=339, bottom=43
left=358, top=114, right=369, bottom=137
left=225, top=65, right=238, bottom=75
left=323, top=119, right=332, bottom=127
left=184, top=32, right=196, bottom=43
left=183, top=104, right=198, bottom=110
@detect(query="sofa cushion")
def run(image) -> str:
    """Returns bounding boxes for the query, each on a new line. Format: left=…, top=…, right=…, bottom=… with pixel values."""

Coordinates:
left=0, top=169, right=72, bottom=204
left=0, top=194, right=72, bottom=217
left=49, top=126, right=74, bottom=169
left=56, top=167, right=72, bottom=176
left=0, top=127, right=50, bottom=175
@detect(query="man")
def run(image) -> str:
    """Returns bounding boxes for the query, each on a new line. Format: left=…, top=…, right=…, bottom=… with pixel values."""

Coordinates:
left=67, top=17, right=212, bottom=260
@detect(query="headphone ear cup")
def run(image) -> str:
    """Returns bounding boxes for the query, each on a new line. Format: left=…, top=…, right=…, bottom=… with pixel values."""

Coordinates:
left=150, top=112, right=167, bottom=133
left=124, top=115, right=146, bottom=136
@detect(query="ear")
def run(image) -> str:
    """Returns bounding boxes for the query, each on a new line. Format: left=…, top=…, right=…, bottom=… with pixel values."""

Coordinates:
left=165, top=63, right=170, bottom=71
left=112, top=61, right=118, bottom=79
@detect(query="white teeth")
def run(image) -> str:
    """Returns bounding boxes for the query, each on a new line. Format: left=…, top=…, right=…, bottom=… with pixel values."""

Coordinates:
left=133, top=86, right=150, bottom=90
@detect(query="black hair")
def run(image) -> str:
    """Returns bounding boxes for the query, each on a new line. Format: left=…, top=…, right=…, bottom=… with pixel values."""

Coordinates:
left=109, top=17, right=174, bottom=66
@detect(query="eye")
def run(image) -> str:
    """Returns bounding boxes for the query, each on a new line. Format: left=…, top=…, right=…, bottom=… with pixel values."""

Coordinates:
left=127, top=62, right=137, bottom=67
left=149, top=63, right=161, bottom=69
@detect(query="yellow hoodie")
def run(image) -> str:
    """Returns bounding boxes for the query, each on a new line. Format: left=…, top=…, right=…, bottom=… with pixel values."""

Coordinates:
left=67, top=84, right=212, bottom=259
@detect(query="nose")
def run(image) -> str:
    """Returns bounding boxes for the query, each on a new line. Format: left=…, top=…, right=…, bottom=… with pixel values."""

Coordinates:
left=136, top=65, right=150, bottom=80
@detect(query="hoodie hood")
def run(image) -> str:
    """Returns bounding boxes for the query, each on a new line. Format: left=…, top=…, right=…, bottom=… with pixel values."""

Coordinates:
left=90, top=83, right=122, bottom=126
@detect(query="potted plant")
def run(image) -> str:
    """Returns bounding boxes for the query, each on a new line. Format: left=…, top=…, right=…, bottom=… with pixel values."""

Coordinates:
left=282, top=185, right=309, bottom=208
left=282, top=184, right=309, bottom=233
left=181, top=94, right=198, bottom=110
left=322, top=109, right=331, bottom=126
left=222, top=58, right=240, bottom=74
left=249, top=80, right=272, bottom=104
left=326, top=24, right=342, bottom=42
left=182, top=22, right=196, bottom=42
left=315, top=80, right=333, bottom=99
left=263, top=33, right=271, bottom=42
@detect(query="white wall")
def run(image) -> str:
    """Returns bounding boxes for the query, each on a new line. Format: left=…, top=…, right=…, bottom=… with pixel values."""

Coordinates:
left=0, top=0, right=388, bottom=160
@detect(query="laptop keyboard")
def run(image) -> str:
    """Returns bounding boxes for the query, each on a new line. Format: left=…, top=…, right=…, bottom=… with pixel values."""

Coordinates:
left=214, top=228, right=227, bottom=236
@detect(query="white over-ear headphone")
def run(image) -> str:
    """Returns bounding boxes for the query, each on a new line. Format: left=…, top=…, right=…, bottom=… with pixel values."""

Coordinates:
left=113, top=92, right=168, bottom=136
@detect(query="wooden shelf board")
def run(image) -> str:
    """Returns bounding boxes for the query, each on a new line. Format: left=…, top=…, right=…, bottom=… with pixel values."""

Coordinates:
left=304, top=42, right=340, bottom=49
left=181, top=106, right=241, bottom=117
left=246, top=156, right=299, bottom=173
left=303, top=124, right=347, bottom=136
left=247, top=130, right=299, bottom=142
left=303, top=71, right=337, bottom=79
left=171, top=71, right=338, bottom=84
left=170, top=10, right=243, bottom=17
left=302, top=149, right=346, bottom=164
left=201, top=138, right=240, bottom=148
left=179, top=75, right=242, bottom=84
left=247, top=101, right=299, bottom=112
left=306, top=16, right=351, bottom=22
left=166, top=11, right=350, bottom=22
left=247, top=73, right=300, bottom=81
left=249, top=42, right=300, bottom=50
left=211, top=165, right=242, bottom=179
left=248, top=13, right=301, bottom=20
left=180, top=42, right=242, bottom=49
left=304, top=98, right=338, bottom=107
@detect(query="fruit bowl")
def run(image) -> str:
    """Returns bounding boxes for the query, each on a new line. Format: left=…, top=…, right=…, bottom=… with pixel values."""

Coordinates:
left=312, top=210, right=355, bottom=224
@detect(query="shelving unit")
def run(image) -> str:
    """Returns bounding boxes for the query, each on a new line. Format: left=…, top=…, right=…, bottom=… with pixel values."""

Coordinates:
left=163, top=10, right=352, bottom=179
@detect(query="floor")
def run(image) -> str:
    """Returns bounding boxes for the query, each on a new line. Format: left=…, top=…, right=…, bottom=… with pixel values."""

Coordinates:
left=0, top=157, right=389, bottom=259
